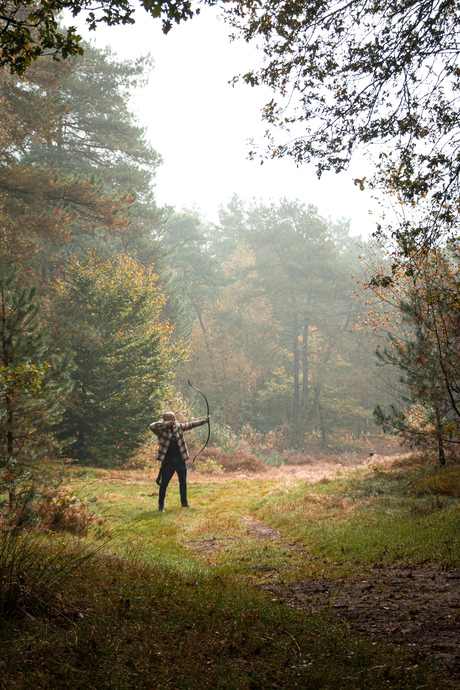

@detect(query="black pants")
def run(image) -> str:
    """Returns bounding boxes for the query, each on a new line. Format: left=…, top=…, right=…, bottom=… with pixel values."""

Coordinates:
left=158, top=457, right=187, bottom=508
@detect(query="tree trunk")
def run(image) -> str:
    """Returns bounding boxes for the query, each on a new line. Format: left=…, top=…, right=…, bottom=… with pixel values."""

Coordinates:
left=318, top=401, right=327, bottom=444
left=2, top=285, right=15, bottom=508
left=307, top=384, right=322, bottom=423
left=190, top=297, right=218, bottom=384
left=438, top=434, right=446, bottom=466
left=292, top=311, right=300, bottom=448
left=6, top=395, right=15, bottom=509
left=435, top=407, right=446, bottom=466
left=306, top=343, right=332, bottom=423
left=301, top=317, right=309, bottom=420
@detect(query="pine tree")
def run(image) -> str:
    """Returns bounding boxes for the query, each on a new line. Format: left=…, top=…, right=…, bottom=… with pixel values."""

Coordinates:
left=0, top=43, right=164, bottom=281
left=53, top=253, right=187, bottom=466
left=374, top=250, right=460, bottom=465
left=0, top=265, right=73, bottom=507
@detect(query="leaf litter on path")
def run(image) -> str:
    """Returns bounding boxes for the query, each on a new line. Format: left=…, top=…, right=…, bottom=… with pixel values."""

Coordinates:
left=259, top=566, right=460, bottom=680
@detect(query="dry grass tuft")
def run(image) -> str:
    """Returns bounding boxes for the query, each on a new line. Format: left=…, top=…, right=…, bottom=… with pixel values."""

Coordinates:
left=415, top=464, right=460, bottom=497
left=198, top=447, right=267, bottom=473
left=391, top=453, right=431, bottom=469
left=283, top=453, right=363, bottom=466
left=2, top=488, right=100, bottom=536
left=194, top=456, right=225, bottom=474
left=283, top=453, right=317, bottom=465
left=36, top=488, right=98, bottom=535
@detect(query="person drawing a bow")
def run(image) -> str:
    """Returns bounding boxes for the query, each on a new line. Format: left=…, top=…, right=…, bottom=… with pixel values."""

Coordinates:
left=149, top=391, right=210, bottom=512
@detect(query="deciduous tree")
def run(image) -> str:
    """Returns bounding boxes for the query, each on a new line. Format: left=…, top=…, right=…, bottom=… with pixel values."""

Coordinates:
left=0, top=0, right=198, bottom=75
left=183, top=196, right=379, bottom=448
left=223, top=0, right=460, bottom=254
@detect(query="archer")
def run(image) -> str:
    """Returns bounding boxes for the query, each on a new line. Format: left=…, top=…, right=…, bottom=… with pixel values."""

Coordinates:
left=149, top=411, right=210, bottom=512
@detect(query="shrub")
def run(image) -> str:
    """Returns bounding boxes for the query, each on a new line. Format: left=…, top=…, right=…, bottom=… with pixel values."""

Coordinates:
left=36, top=488, right=97, bottom=535
left=261, top=450, right=284, bottom=467
left=194, top=457, right=225, bottom=474
left=197, top=447, right=266, bottom=473
left=2, top=486, right=100, bottom=536
left=123, top=438, right=158, bottom=470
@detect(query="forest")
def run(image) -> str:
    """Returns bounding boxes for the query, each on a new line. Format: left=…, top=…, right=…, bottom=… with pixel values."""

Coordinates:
left=2, top=38, right=457, bottom=472
left=0, top=38, right=386, bottom=472
left=0, top=3, right=459, bottom=688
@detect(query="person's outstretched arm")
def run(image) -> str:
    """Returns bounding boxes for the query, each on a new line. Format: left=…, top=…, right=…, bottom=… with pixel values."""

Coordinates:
left=179, top=416, right=210, bottom=431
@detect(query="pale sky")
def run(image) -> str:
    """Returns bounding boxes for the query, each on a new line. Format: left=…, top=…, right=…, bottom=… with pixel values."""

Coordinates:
left=64, top=6, right=381, bottom=236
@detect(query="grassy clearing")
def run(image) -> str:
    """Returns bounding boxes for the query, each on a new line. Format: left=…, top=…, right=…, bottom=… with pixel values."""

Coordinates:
left=0, top=455, right=457, bottom=688
left=249, top=457, right=460, bottom=569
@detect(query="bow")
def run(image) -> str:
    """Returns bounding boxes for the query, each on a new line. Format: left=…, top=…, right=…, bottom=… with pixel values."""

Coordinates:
left=188, top=379, right=210, bottom=463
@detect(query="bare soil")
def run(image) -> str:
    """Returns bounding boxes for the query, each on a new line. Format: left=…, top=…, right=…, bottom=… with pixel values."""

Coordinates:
left=259, top=565, right=460, bottom=679
left=186, top=453, right=460, bottom=683
left=248, top=514, right=460, bottom=681
left=245, top=492, right=460, bottom=681
left=188, top=513, right=460, bottom=680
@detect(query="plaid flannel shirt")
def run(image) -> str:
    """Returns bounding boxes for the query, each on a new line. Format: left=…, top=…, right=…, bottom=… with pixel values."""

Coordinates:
left=149, top=419, right=207, bottom=462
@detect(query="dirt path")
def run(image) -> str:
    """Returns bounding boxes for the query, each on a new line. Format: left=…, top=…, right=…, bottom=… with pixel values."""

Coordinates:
left=245, top=516, right=460, bottom=681
left=245, top=515, right=460, bottom=680
left=187, top=513, right=460, bottom=680
left=259, top=566, right=460, bottom=679
left=186, top=455, right=460, bottom=679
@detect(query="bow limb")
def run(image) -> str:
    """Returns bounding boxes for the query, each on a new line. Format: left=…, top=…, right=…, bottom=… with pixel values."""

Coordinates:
left=188, top=379, right=210, bottom=463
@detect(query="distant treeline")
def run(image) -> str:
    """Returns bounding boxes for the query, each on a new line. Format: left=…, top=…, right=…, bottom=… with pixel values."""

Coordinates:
left=166, top=198, right=381, bottom=449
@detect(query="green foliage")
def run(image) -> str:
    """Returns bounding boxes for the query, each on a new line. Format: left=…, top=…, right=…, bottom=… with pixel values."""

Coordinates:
left=54, top=253, right=187, bottom=466
left=0, top=43, right=164, bottom=279
left=0, top=265, right=72, bottom=502
left=0, top=3, right=84, bottom=76
left=194, top=456, right=225, bottom=474
left=223, top=0, right=460, bottom=252
left=373, top=249, right=460, bottom=464
left=0, top=42, right=189, bottom=471
left=181, top=197, right=379, bottom=448
left=0, top=1, right=198, bottom=75
left=157, top=210, right=229, bottom=341
left=239, top=199, right=365, bottom=445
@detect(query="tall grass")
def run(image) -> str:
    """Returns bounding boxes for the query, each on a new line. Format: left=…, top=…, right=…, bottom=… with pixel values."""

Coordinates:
left=0, top=528, right=95, bottom=616
left=0, top=486, right=102, bottom=616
